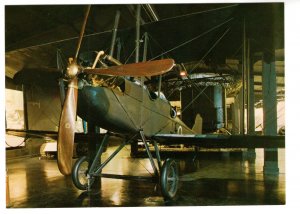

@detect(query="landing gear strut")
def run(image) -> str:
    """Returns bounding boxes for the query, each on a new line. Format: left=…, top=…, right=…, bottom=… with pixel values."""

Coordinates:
left=71, top=130, right=179, bottom=200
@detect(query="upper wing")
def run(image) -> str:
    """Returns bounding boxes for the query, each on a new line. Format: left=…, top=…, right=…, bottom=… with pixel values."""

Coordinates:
left=84, top=59, right=175, bottom=77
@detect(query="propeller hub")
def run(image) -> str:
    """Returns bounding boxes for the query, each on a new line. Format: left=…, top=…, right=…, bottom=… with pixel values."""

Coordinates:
left=66, top=62, right=81, bottom=79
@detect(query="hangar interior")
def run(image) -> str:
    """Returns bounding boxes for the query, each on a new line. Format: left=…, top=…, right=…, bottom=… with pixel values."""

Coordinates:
left=5, top=3, right=285, bottom=207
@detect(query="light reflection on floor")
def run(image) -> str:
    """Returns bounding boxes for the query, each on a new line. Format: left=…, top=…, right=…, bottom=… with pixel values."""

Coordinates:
left=6, top=145, right=285, bottom=207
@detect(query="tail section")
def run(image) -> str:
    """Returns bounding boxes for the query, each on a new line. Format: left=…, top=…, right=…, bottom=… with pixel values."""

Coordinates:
left=192, top=114, right=203, bottom=134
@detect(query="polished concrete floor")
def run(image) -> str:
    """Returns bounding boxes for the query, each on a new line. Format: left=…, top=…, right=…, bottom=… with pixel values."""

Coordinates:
left=6, top=145, right=285, bottom=208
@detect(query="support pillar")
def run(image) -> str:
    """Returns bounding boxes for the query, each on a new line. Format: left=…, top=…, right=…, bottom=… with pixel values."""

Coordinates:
left=135, top=4, right=141, bottom=63
left=262, top=53, right=279, bottom=175
left=247, top=53, right=255, bottom=135
left=231, top=100, right=240, bottom=134
left=246, top=39, right=256, bottom=158
left=116, top=38, right=121, bottom=61
left=109, top=10, right=121, bottom=57
left=214, top=85, right=224, bottom=129
left=131, top=4, right=141, bottom=156
left=238, top=90, right=244, bottom=135
left=224, top=88, right=228, bottom=129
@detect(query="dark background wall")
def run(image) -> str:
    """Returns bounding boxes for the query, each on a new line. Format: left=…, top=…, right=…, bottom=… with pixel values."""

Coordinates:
left=181, top=86, right=216, bottom=133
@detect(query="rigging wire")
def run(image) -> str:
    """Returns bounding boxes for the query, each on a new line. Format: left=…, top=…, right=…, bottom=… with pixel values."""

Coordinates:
left=157, top=4, right=239, bottom=23
left=149, top=18, right=233, bottom=61
left=231, top=42, right=243, bottom=59
left=124, top=33, right=146, bottom=64
left=147, top=33, right=173, bottom=60
left=123, top=145, right=154, bottom=176
left=7, top=4, right=238, bottom=52
left=189, top=27, right=231, bottom=73
left=7, top=29, right=113, bottom=51
left=181, top=86, right=209, bottom=114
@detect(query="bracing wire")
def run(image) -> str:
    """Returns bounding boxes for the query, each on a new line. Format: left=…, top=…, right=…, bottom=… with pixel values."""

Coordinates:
left=190, top=27, right=231, bottom=74
left=149, top=18, right=233, bottom=61
left=157, top=4, right=239, bottom=23
left=181, top=86, right=209, bottom=114
left=147, top=33, right=173, bottom=60
left=124, top=34, right=146, bottom=64
left=123, top=145, right=154, bottom=176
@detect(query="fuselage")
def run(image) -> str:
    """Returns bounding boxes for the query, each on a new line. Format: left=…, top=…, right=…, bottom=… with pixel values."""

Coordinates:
left=77, top=77, right=195, bottom=137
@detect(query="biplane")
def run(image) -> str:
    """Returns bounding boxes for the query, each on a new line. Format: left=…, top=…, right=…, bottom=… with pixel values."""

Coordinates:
left=5, top=4, right=285, bottom=201
left=7, top=5, right=203, bottom=200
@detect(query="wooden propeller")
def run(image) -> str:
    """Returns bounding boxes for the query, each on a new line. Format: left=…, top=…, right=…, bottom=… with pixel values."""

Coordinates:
left=57, top=78, right=78, bottom=175
left=57, top=5, right=90, bottom=175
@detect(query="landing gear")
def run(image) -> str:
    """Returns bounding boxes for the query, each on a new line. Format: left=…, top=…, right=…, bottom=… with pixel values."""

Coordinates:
left=140, top=131, right=179, bottom=200
left=72, top=156, right=94, bottom=190
left=160, top=159, right=179, bottom=200
left=71, top=131, right=179, bottom=201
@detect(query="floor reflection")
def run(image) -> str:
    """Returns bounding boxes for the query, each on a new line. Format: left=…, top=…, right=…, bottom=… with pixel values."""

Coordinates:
left=7, top=146, right=285, bottom=207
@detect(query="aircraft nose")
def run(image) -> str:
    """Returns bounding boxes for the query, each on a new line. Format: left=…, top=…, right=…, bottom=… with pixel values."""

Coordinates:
left=77, top=86, right=109, bottom=124
left=66, top=62, right=81, bottom=79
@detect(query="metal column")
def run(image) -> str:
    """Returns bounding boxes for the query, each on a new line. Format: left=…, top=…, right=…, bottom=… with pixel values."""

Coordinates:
left=131, top=4, right=141, bottom=155
left=116, top=38, right=121, bottom=61
left=246, top=39, right=256, bottom=157
left=142, top=32, right=148, bottom=62
left=109, top=10, right=121, bottom=57
left=214, top=85, right=224, bottom=129
left=231, top=102, right=240, bottom=134
left=241, top=19, right=246, bottom=135
left=223, top=88, right=228, bottom=129
left=262, top=53, right=279, bottom=174
left=135, top=5, right=141, bottom=63
left=238, top=90, right=244, bottom=134
left=247, top=39, right=255, bottom=135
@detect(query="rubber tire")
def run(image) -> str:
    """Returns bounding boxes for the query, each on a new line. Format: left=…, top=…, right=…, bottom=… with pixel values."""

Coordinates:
left=160, top=158, right=179, bottom=200
left=72, top=156, right=94, bottom=190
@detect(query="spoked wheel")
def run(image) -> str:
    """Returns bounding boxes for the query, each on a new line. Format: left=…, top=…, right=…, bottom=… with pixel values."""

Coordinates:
left=72, top=156, right=94, bottom=190
left=160, top=158, right=179, bottom=200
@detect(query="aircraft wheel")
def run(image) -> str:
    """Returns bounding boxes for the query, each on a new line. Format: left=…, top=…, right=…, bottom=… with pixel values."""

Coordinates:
left=72, top=156, right=94, bottom=190
left=160, top=158, right=179, bottom=200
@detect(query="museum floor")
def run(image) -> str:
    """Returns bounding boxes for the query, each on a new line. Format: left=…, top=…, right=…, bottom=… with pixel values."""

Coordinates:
left=6, top=146, right=285, bottom=208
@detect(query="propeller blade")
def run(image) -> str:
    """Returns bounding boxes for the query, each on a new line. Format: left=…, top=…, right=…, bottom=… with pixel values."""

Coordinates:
left=57, top=78, right=78, bottom=175
left=56, top=5, right=90, bottom=175
left=84, top=59, right=175, bottom=77
left=74, top=5, right=91, bottom=60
